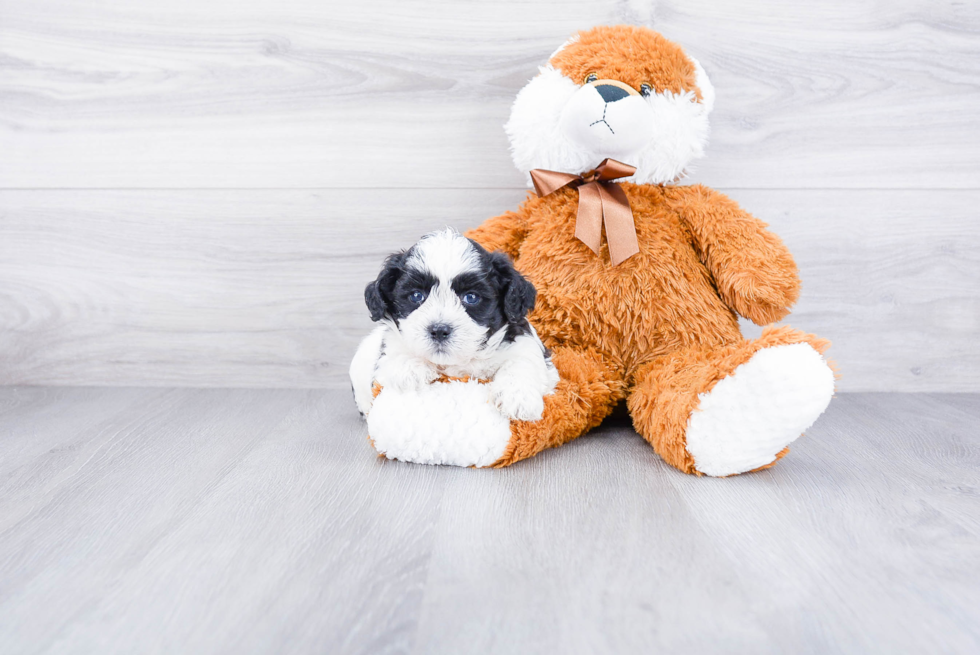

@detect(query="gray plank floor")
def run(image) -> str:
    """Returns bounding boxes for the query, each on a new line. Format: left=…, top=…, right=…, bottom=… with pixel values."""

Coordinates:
left=0, top=389, right=978, bottom=654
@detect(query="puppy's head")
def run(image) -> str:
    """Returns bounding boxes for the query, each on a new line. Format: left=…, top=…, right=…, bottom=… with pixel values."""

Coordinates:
left=507, top=25, right=714, bottom=185
left=365, top=229, right=536, bottom=366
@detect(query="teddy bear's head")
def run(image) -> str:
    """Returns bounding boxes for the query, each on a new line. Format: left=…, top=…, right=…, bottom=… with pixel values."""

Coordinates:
left=507, top=25, right=715, bottom=185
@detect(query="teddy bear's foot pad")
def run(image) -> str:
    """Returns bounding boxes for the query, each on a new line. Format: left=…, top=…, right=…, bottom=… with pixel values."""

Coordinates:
left=685, top=343, right=835, bottom=477
left=367, top=380, right=512, bottom=468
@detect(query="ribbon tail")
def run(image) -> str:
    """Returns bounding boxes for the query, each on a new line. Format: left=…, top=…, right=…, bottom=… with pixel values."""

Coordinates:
left=530, top=169, right=581, bottom=197
left=574, top=182, right=604, bottom=255
left=598, top=183, right=639, bottom=266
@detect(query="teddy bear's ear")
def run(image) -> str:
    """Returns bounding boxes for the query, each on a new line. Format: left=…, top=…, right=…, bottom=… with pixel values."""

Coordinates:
left=547, top=33, right=579, bottom=61
left=689, top=56, right=715, bottom=115
left=365, top=252, right=407, bottom=322
left=488, top=252, right=537, bottom=323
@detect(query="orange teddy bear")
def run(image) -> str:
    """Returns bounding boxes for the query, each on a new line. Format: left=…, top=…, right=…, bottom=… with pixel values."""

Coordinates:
left=357, top=25, right=835, bottom=476
left=463, top=25, right=836, bottom=476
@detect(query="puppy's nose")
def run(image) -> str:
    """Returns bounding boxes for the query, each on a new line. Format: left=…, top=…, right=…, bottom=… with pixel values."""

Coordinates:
left=428, top=323, right=452, bottom=343
left=595, top=83, right=630, bottom=103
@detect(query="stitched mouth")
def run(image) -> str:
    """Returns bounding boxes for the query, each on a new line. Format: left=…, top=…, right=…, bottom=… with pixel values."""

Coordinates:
left=589, top=104, right=615, bottom=135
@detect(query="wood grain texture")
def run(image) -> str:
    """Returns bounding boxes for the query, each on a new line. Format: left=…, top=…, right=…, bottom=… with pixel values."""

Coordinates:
left=1, top=0, right=978, bottom=189
left=1, top=188, right=977, bottom=391
left=0, top=388, right=977, bottom=653
left=1, top=0, right=978, bottom=389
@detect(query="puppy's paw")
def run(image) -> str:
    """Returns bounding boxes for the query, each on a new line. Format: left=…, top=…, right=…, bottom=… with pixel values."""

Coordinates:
left=375, top=358, right=437, bottom=392
left=489, top=382, right=546, bottom=421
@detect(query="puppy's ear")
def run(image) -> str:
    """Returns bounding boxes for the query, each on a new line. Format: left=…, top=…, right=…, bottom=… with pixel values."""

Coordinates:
left=364, top=282, right=387, bottom=322
left=489, top=252, right=536, bottom=323
left=365, top=252, right=407, bottom=322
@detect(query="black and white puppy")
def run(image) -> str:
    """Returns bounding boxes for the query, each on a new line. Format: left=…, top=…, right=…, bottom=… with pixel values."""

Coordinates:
left=350, top=228, right=558, bottom=421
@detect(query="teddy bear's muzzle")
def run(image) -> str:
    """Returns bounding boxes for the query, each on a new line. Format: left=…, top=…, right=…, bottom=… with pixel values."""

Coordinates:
left=558, top=82, right=654, bottom=159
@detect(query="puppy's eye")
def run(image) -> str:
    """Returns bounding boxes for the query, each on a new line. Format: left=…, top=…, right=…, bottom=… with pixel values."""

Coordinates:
left=640, top=83, right=653, bottom=97
left=584, top=72, right=598, bottom=84
left=408, top=290, right=427, bottom=304
left=461, top=292, right=481, bottom=306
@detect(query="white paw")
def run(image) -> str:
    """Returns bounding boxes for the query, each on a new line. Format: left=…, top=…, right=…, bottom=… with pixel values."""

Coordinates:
left=489, top=382, right=546, bottom=421
left=374, top=358, right=437, bottom=392
left=685, top=343, right=835, bottom=477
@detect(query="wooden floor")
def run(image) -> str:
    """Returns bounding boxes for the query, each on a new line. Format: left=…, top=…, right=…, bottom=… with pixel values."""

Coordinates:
left=0, top=389, right=977, bottom=653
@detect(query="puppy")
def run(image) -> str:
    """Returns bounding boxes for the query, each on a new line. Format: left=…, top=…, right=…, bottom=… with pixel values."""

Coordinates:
left=350, top=228, right=559, bottom=421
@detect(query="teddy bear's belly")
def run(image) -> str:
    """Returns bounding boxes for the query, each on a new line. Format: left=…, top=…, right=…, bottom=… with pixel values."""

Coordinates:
left=517, top=227, right=742, bottom=370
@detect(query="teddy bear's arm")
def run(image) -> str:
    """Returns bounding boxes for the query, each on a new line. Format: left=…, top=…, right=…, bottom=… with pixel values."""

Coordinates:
left=464, top=209, right=529, bottom=260
left=668, top=185, right=801, bottom=325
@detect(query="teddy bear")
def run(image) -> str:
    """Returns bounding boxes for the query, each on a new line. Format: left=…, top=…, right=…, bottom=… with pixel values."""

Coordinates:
left=358, top=25, right=836, bottom=476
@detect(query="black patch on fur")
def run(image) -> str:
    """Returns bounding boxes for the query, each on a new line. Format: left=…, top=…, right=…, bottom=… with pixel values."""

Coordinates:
left=462, top=239, right=537, bottom=343
left=365, top=252, right=407, bottom=322
left=389, top=268, right=438, bottom=321
left=366, top=252, right=438, bottom=324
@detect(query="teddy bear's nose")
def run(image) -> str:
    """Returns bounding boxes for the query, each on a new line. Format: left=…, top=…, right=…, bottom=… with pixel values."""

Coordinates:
left=595, top=84, right=631, bottom=103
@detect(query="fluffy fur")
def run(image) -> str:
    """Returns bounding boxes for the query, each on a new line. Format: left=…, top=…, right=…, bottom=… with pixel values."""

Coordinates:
left=368, top=378, right=513, bottom=468
left=350, top=229, right=559, bottom=464
left=462, top=26, right=836, bottom=475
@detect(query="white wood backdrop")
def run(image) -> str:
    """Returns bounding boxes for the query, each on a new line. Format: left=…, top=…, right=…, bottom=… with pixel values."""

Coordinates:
left=1, top=0, right=978, bottom=391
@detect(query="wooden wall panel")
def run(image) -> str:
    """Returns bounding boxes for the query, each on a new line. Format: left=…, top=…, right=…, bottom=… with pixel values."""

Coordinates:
left=1, top=189, right=976, bottom=391
left=0, top=0, right=977, bottom=389
left=1, top=0, right=978, bottom=189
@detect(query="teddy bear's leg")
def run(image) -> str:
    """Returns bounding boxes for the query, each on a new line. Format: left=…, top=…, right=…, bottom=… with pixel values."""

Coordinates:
left=368, top=379, right=515, bottom=468
left=627, top=326, right=835, bottom=476
left=491, top=346, right=625, bottom=467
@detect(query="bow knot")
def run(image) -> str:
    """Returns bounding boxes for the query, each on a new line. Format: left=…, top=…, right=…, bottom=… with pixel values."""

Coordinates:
left=529, top=159, right=639, bottom=266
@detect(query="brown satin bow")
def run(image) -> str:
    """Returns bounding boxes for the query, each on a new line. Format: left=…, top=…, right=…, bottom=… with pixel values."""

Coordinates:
left=529, top=158, right=639, bottom=266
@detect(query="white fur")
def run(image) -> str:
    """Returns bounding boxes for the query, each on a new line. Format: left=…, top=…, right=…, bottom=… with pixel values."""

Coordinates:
left=507, top=66, right=589, bottom=181
left=559, top=86, right=654, bottom=160
left=406, top=228, right=480, bottom=284
left=685, top=344, right=836, bottom=477
left=372, top=331, right=442, bottom=392
left=349, top=324, right=384, bottom=416
left=690, top=57, right=715, bottom=114
left=507, top=60, right=713, bottom=185
left=487, top=325, right=560, bottom=421
left=626, top=88, right=711, bottom=185
left=367, top=379, right=513, bottom=468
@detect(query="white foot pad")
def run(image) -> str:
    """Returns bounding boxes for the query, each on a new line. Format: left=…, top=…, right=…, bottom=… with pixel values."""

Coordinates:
left=366, top=380, right=512, bottom=468
left=685, top=343, right=835, bottom=477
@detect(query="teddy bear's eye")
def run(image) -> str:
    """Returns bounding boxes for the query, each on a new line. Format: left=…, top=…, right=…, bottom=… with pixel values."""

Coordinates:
left=640, top=83, right=653, bottom=97
left=584, top=72, right=598, bottom=84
